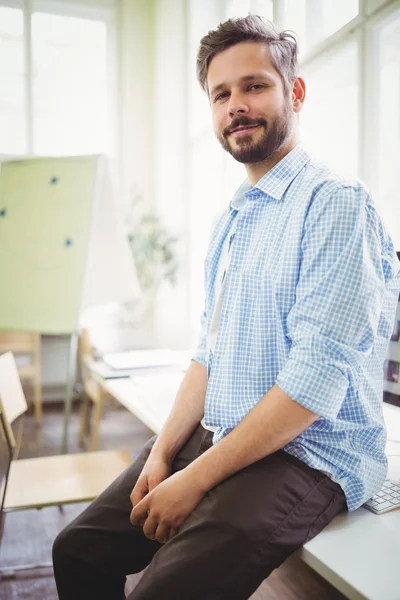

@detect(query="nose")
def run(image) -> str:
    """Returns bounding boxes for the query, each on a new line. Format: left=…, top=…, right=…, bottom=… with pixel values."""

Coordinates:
left=227, top=91, right=249, bottom=117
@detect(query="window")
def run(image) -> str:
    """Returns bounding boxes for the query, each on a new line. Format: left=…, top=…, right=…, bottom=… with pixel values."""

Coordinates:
left=187, top=0, right=225, bottom=332
left=188, top=137, right=226, bottom=329
left=300, top=39, right=359, bottom=178
left=32, top=12, right=108, bottom=155
left=0, top=6, right=26, bottom=154
left=283, top=0, right=359, bottom=56
left=224, top=0, right=273, bottom=20
left=372, top=9, right=400, bottom=248
left=0, top=0, right=116, bottom=158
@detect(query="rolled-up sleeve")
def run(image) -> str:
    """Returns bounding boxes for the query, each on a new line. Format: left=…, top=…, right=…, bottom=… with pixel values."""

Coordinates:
left=276, top=184, right=387, bottom=421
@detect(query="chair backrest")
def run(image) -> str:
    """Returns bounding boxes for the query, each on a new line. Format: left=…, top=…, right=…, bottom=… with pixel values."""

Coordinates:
left=0, top=352, right=28, bottom=450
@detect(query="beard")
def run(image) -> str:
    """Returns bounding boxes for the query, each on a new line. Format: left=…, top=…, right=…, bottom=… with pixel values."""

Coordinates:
left=217, top=104, right=293, bottom=164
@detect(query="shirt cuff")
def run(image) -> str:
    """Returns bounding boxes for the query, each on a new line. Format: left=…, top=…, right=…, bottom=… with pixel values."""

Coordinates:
left=191, top=352, right=207, bottom=367
left=276, top=355, right=350, bottom=421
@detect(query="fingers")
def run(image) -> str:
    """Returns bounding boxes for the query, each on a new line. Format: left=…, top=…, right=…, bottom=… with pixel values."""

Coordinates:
left=131, top=511, right=180, bottom=544
left=132, top=514, right=147, bottom=528
left=130, top=500, right=149, bottom=527
left=142, top=515, right=159, bottom=541
left=168, top=527, right=179, bottom=541
left=130, top=478, right=149, bottom=507
left=154, top=523, right=170, bottom=544
left=144, top=522, right=179, bottom=544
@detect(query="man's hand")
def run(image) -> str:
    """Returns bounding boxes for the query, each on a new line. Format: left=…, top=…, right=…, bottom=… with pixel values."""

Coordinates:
left=130, top=468, right=206, bottom=544
left=130, top=453, right=171, bottom=523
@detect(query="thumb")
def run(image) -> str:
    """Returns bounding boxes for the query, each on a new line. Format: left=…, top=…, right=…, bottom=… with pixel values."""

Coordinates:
left=130, top=495, right=149, bottom=526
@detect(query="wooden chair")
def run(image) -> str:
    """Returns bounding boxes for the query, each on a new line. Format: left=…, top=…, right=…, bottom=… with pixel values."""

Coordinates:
left=0, top=331, right=42, bottom=424
left=78, top=328, right=110, bottom=451
left=0, top=351, right=132, bottom=575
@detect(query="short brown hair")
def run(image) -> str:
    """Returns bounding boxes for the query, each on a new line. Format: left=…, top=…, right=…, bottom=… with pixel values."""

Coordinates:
left=197, top=15, right=298, bottom=95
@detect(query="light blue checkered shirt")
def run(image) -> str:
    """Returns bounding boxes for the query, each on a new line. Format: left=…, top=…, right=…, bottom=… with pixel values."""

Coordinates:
left=192, top=144, right=400, bottom=511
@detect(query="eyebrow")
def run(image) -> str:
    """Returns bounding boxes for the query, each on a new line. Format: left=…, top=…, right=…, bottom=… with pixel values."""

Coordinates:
left=209, top=73, right=274, bottom=97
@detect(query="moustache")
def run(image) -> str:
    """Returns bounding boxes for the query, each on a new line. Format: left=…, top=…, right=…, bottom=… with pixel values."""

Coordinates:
left=223, top=117, right=267, bottom=137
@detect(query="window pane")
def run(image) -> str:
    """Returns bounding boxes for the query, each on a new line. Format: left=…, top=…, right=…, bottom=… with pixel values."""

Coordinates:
left=300, top=40, right=359, bottom=178
left=0, top=7, right=26, bottom=154
left=224, top=0, right=273, bottom=20
left=189, top=136, right=227, bottom=332
left=32, top=12, right=109, bottom=155
left=322, top=0, right=359, bottom=39
left=224, top=0, right=252, bottom=19
left=284, top=0, right=359, bottom=55
left=283, top=0, right=307, bottom=54
left=188, top=0, right=222, bottom=140
left=374, top=10, right=400, bottom=249
left=250, top=0, right=273, bottom=20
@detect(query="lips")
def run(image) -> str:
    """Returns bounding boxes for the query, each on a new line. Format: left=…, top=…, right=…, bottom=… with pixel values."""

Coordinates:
left=229, top=124, right=260, bottom=135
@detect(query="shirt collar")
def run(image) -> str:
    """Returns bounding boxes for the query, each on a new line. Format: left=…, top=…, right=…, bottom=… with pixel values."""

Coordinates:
left=231, top=179, right=252, bottom=210
left=230, top=143, right=311, bottom=208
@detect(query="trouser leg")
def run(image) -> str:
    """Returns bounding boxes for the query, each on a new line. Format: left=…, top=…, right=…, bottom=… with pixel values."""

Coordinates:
left=52, top=424, right=210, bottom=600
left=53, top=422, right=347, bottom=600
left=52, top=435, right=161, bottom=600
left=129, top=443, right=347, bottom=600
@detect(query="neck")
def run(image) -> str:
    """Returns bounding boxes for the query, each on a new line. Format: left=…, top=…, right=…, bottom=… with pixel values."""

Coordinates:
left=245, top=135, right=299, bottom=187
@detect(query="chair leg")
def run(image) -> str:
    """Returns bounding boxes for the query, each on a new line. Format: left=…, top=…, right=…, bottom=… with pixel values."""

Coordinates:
left=33, top=377, right=43, bottom=425
left=79, top=395, right=90, bottom=448
left=109, top=395, right=119, bottom=409
left=0, top=415, right=14, bottom=547
left=0, top=422, right=5, bottom=445
left=89, top=398, right=104, bottom=451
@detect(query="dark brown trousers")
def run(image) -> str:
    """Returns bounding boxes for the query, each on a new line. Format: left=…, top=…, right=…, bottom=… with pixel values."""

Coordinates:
left=52, top=423, right=347, bottom=600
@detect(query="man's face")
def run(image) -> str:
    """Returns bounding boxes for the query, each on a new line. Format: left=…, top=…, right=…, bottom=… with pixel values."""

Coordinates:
left=207, top=42, right=294, bottom=164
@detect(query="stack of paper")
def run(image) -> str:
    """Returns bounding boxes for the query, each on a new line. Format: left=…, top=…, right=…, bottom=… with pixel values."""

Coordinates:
left=102, top=348, right=194, bottom=371
left=102, top=349, right=175, bottom=370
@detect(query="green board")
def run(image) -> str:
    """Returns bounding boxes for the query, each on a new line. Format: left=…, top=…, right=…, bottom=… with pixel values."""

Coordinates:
left=0, top=155, right=100, bottom=334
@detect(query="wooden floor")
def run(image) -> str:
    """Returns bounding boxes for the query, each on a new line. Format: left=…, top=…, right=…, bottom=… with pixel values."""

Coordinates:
left=0, top=400, right=347, bottom=599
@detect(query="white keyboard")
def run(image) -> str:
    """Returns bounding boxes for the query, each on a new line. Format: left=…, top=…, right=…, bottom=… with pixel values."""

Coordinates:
left=363, top=479, right=400, bottom=514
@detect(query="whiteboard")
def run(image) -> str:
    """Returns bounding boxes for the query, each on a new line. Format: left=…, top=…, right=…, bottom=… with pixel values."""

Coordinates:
left=0, top=155, right=100, bottom=334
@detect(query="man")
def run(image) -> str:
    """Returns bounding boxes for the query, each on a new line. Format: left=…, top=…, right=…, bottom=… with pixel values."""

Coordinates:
left=53, top=15, right=400, bottom=600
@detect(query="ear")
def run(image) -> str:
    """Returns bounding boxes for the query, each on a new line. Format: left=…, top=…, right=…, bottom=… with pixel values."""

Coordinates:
left=292, top=77, right=306, bottom=113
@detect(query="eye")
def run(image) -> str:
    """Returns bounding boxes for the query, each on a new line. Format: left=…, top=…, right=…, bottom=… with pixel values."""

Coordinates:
left=214, top=91, right=230, bottom=103
left=248, top=84, right=266, bottom=91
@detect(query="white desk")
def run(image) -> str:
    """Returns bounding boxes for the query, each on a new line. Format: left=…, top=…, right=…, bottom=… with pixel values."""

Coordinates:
left=105, top=374, right=400, bottom=600
left=300, top=402, right=400, bottom=600
left=104, top=371, right=183, bottom=434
